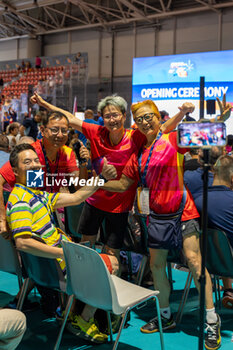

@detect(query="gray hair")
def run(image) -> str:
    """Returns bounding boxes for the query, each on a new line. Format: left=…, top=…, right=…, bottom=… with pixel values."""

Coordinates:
left=97, top=95, right=127, bottom=115
left=213, top=155, right=233, bottom=184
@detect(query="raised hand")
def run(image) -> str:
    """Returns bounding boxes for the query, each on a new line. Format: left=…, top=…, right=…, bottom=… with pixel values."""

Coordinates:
left=178, top=102, right=195, bottom=115
left=30, top=92, right=47, bottom=108
left=216, top=93, right=232, bottom=122
left=79, top=141, right=89, bottom=166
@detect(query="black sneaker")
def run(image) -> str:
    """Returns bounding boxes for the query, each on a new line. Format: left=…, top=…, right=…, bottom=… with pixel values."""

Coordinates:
left=205, top=314, right=221, bottom=350
left=140, top=315, right=176, bottom=334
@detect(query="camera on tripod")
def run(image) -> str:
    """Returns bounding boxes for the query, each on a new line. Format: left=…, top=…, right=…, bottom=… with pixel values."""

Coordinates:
left=177, top=121, right=226, bottom=148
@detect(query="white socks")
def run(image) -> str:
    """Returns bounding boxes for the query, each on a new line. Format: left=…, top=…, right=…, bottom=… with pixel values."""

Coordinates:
left=206, top=308, right=218, bottom=324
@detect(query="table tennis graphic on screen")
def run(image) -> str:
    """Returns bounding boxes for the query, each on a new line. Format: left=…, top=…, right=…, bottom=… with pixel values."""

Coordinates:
left=132, top=50, right=233, bottom=134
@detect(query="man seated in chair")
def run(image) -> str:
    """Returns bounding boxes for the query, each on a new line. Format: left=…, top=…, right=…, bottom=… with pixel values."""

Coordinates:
left=0, top=110, right=87, bottom=240
left=195, top=155, right=233, bottom=309
left=6, top=143, right=118, bottom=344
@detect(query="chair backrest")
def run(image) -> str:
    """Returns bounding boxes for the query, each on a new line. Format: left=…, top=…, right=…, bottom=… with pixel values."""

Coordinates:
left=0, top=235, right=22, bottom=277
left=62, top=240, right=115, bottom=310
left=205, top=228, right=233, bottom=278
left=64, top=203, right=84, bottom=239
left=20, top=246, right=66, bottom=291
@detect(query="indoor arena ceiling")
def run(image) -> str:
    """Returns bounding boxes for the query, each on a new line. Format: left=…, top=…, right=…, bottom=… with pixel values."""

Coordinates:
left=0, top=0, right=233, bottom=39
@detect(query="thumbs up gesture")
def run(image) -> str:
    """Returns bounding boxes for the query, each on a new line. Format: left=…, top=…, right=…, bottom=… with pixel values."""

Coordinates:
left=101, top=157, right=117, bottom=180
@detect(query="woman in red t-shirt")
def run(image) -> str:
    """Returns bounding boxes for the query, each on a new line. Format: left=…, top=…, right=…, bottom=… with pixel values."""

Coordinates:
left=103, top=100, right=221, bottom=350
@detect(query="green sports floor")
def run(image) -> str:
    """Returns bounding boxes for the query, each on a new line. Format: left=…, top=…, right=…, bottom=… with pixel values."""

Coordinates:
left=0, top=269, right=232, bottom=350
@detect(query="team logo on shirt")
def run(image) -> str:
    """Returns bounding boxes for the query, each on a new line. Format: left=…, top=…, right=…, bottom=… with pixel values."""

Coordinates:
left=26, top=169, right=44, bottom=187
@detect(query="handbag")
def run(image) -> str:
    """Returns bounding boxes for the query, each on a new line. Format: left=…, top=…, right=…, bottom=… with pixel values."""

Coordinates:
left=147, top=188, right=187, bottom=250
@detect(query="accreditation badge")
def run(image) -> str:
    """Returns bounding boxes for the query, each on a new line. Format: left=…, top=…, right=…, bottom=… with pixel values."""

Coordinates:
left=136, top=186, right=150, bottom=215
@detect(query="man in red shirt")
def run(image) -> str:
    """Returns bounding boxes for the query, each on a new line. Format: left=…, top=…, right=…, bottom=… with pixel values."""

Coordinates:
left=0, top=111, right=88, bottom=239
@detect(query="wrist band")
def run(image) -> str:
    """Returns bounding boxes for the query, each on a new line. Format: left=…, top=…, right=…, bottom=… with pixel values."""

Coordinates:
left=99, top=174, right=108, bottom=183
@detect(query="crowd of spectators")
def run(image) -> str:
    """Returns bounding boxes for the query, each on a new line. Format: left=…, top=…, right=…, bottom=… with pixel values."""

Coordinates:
left=0, top=92, right=232, bottom=350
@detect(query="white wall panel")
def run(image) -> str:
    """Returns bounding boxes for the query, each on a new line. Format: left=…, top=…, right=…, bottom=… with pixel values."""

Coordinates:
left=0, top=40, right=17, bottom=61
left=71, top=30, right=99, bottom=77
left=43, top=33, right=68, bottom=56
left=114, top=31, right=134, bottom=76
left=136, top=28, right=155, bottom=58
left=176, top=13, right=218, bottom=54
left=19, top=39, right=27, bottom=59
left=100, top=32, right=112, bottom=78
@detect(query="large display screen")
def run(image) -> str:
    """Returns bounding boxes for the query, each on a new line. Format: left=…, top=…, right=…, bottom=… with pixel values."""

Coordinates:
left=132, top=50, right=233, bottom=134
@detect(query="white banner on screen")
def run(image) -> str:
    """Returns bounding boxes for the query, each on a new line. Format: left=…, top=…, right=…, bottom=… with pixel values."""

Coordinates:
left=132, top=50, right=233, bottom=134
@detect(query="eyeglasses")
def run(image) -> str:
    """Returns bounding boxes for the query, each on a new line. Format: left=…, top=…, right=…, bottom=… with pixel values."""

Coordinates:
left=46, top=127, right=69, bottom=135
left=134, top=113, right=155, bottom=125
left=103, top=112, right=122, bottom=120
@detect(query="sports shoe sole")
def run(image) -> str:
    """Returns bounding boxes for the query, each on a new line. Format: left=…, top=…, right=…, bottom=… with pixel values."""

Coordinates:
left=66, top=323, right=108, bottom=344
left=204, top=341, right=221, bottom=350
left=140, top=321, right=176, bottom=334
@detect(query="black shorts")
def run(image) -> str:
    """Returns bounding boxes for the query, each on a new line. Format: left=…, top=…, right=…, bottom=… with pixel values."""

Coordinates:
left=78, top=202, right=129, bottom=249
left=181, top=218, right=200, bottom=237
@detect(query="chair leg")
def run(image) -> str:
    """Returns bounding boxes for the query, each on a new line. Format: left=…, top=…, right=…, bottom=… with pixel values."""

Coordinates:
left=112, top=309, right=129, bottom=350
left=107, top=311, right=113, bottom=343
left=167, top=262, right=173, bottom=293
left=154, top=296, right=165, bottom=350
left=212, top=275, right=218, bottom=308
left=17, top=278, right=30, bottom=310
left=126, top=252, right=132, bottom=281
left=17, top=275, right=23, bottom=290
left=216, top=276, right=221, bottom=310
left=54, top=295, right=74, bottom=350
left=175, top=271, right=192, bottom=324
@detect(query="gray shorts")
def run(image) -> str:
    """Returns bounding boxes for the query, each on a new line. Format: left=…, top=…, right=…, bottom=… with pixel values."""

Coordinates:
left=181, top=218, right=200, bottom=237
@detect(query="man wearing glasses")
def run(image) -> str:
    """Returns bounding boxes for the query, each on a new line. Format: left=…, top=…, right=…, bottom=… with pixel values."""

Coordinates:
left=0, top=111, right=88, bottom=239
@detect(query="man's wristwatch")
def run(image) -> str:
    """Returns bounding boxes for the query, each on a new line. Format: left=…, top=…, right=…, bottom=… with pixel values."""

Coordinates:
left=99, top=174, right=108, bottom=183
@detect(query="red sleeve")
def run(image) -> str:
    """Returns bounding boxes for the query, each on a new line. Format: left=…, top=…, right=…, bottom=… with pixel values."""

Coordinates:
left=130, top=129, right=146, bottom=149
left=122, top=152, right=140, bottom=181
left=169, top=131, right=188, bottom=154
left=0, top=161, right=16, bottom=187
left=82, top=121, right=103, bottom=140
left=66, top=149, right=79, bottom=173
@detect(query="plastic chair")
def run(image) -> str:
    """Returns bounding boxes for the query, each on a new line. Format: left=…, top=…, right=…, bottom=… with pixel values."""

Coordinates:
left=17, top=238, right=66, bottom=311
left=175, top=228, right=233, bottom=323
left=0, top=235, right=23, bottom=294
left=54, top=240, right=165, bottom=350
left=205, top=228, right=233, bottom=308
left=64, top=203, right=84, bottom=241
